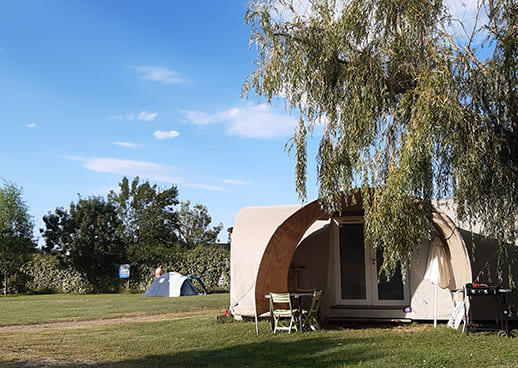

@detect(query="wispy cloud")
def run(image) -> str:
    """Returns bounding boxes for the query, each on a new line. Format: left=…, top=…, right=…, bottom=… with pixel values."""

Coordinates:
left=26, top=123, right=37, bottom=128
left=153, top=130, right=180, bottom=140
left=221, top=179, right=251, bottom=185
left=68, top=156, right=224, bottom=191
left=109, top=110, right=157, bottom=122
left=445, top=0, right=487, bottom=41
left=68, top=156, right=181, bottom=183
left=183, top=183, right=225, bottom=191
left=183, top=104, right=297, bottom=139
left=114, top=141, right=143, bottom=148
left=135, top=111, right=157, bottom=121
left=134, top=66, right=185, bottom=85
left=183, top=111, right=214, bottom=125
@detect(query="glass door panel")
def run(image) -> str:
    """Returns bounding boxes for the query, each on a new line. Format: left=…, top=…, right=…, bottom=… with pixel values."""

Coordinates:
left=337, top=221, right=409, bottom=306
left=375, top=248, right=405, bottom=301
left=339, top=223, right=367, bottom=300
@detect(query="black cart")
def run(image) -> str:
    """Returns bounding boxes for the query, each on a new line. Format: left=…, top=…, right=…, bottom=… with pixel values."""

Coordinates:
left=464, top=283, right=513, bottom=336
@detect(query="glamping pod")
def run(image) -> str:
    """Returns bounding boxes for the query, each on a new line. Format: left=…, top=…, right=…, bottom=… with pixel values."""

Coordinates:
left=230, top=197, right=517, bottom=322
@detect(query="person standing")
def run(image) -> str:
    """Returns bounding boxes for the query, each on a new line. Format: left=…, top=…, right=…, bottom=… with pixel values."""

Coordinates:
left=155, top=265, right=164, bottom=279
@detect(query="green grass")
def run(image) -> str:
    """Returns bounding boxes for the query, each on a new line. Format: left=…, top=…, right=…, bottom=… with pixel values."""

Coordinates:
left=0, top=293, right=227, bottom=326
left=1, top=293, right=517, bottom=367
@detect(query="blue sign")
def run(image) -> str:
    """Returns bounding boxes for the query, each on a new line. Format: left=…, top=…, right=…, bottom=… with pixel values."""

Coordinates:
left=119, top=264, right=130, bottom=279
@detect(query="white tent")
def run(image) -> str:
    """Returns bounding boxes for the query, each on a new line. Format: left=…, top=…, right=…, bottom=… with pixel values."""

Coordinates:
left=143, top=272, right=206, bottom=297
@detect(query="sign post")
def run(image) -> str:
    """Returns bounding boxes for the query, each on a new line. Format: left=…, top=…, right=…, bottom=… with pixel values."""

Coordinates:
left=119, top=264, right=130, bottom=289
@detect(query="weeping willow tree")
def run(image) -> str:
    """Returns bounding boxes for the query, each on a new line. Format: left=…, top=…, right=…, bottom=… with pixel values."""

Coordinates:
left=243, top=0, right=518, bottom=280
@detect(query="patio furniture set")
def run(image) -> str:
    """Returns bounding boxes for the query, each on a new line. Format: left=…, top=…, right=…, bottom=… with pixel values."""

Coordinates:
left=266, top=290, right=322, bottom=333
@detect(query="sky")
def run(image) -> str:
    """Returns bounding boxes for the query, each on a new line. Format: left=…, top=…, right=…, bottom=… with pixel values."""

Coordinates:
left=0, top=0, right=323, bottom=244
left=0, top=1, right=481, bottom=244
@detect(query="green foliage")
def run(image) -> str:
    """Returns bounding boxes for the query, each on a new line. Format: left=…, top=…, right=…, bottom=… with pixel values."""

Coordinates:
left=177, top=200, right=224, bottom=248
left=245, top=0, right=518, bottom=280
left=67, top=196, right=126, bottom=291
left=34, top=175, right=227, bottom=294
left=0, top=179, right=35, bottom=295
left=172, top=246, right=230, bottom=290
left=21, top=253, right=92, bottom=294
left=109, top=176, right=180, bottom=283
left=40, top=207, right=74, bottom=254
left=135, top=246, right=230, bottom=292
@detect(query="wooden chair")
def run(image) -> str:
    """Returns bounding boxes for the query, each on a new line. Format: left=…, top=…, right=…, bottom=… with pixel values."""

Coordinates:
left=269, top=292, right=298, bottom=333
left=301, top=290, right=322, bottom=331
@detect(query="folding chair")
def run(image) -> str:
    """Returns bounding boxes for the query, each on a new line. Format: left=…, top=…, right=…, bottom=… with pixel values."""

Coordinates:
left=269, top=292, right=298, bottom=333
left=301, top=290, right=322, bottom=331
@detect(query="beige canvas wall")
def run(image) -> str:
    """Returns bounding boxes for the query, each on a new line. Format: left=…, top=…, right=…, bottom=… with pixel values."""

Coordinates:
left=230, top=205, right=301, bottom=318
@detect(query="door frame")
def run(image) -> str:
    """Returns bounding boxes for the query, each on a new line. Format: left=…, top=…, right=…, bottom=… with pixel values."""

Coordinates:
left=331, top=218, right=410, bottom=306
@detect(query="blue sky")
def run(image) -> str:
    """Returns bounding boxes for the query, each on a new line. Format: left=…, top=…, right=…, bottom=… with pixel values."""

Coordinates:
left=0, top=0, right=322, bottom=243
left=0, top=1, right=481, bottom=244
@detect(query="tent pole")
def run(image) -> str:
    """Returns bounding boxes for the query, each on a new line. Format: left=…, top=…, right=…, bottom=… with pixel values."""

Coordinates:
left=434, top=282, right=438, bottom=328
left=253, top=286, right=259, bottom=334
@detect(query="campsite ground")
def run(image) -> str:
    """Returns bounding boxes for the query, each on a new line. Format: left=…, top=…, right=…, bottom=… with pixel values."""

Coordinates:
left=0, top=293, right=517, bottom=367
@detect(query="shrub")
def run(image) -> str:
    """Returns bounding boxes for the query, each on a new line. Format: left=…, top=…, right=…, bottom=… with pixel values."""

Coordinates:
left=21, top=254, right=92, bottom=294
left=133, top=245, right=230, bottom=292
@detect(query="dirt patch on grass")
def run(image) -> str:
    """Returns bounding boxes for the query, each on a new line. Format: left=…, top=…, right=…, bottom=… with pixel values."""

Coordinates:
left=0, top=309, right=220, bottom=332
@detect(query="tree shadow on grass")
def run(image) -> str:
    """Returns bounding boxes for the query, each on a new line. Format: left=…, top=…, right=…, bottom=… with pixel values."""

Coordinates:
left=1, top=336, right=386, bottom=368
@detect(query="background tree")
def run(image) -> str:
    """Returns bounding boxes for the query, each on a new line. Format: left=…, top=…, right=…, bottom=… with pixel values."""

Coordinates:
left=244, top=0, right=518, bottom=278
left=108, top=177, right=180, bottom=281
left=0, top=180, right=35, bottom=295
left=67, top=196, right=125, bottom=291
left=40, top=207, right=74, bottom=255
left=177, top=201, right=223, bottom=249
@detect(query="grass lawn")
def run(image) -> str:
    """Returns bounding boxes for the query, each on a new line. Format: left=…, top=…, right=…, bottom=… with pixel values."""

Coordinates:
left=0, top=293, right=517, bottom=368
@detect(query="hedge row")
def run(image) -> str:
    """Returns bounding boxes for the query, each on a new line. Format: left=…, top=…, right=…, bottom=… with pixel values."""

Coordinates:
left=19, top=246, right=230, bottom=294
left=21, top=254, right=93, bottom=294
left=134, top=246, right=230, bottom=292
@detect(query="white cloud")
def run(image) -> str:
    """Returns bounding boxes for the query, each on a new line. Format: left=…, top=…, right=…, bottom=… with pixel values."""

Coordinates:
left=114, top=141, right=143, bottom=148
left=26, top=123, right=37, bottom=128
left=153, top=130, right=180, bottom=140
left=183, top=183, right=225, bottom=191
left=183, top=110, right=214, bottom=125
left=137, top=111, right=157, bottom=122
left=68, top=156, right=224, bottom=191
left=68, top=156, right=181, bottom=183
left=221, top=179, right=251, bottom=185
left=220, top=104, right=297, bottom=138
left=445, top=0, right=487, bottom=40
left=134, top=66, right=185, bottom=85
left=183, top=104, right=297, bottom=139
left=109, top=110, right=157, bottom=122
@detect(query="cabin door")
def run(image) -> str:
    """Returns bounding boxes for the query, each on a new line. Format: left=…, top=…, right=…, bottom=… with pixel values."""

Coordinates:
left=337, top=221, right=409, bottom=306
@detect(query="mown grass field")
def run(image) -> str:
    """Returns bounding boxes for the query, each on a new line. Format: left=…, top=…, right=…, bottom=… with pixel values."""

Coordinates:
left=0, top=293, right=517, bottom=367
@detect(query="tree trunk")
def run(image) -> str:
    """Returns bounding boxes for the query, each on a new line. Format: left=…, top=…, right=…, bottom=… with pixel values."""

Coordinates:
left=3, top=270, right=7, bottom=296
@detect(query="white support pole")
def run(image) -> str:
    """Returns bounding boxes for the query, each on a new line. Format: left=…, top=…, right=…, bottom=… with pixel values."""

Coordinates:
left=254, top=288, right=259, bottom=334
left=434, top=282, right=438, bottom=328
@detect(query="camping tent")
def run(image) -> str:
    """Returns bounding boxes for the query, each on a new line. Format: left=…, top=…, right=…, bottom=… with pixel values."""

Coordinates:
left=230, top=196, right=517, bottom=322
left=143, top=272, right=207, bottom=297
